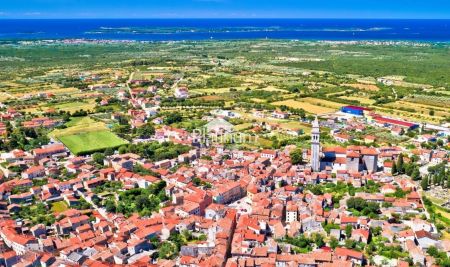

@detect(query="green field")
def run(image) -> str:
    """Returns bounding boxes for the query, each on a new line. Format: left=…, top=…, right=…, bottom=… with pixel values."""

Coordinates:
left=58, top=130, right=128, bottom=155
left=51, top=201, right=69, bottom=213
left=49, top=117, right=108, bottom=139
left=50, top=100, right=96, bottom=113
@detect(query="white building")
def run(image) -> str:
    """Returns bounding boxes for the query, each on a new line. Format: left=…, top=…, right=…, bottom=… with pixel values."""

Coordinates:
left=285, top=203, right=298, bottom=223
left=174, top=87, right=189, bottom=99
left=260, top=149, right=277, bottom=160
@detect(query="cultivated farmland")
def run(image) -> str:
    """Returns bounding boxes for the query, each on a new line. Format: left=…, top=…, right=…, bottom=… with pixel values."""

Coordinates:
left=272, top=99, right=337, bottom=114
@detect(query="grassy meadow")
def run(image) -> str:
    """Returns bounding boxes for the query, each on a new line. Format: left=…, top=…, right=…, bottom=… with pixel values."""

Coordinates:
left=58, top=130, right=128, bottom=155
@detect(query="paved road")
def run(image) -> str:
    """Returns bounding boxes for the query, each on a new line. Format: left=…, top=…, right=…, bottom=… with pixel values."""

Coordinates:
left=392, top=87, right=398, bottom=100
left=78, top=190, right=114, bottom=223
left=126, top=71, right=135, bottom=100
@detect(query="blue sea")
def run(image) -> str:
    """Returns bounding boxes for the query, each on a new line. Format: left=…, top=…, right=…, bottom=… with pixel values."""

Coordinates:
left=0, top=19, right=449, bottom=41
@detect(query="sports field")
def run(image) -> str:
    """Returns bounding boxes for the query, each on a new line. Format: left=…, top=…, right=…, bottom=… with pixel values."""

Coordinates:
left=58, top=130, right=128, bottom=155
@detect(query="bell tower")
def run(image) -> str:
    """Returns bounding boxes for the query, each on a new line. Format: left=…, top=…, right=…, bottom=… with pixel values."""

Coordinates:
left=311, top=117, right=320, bottom=172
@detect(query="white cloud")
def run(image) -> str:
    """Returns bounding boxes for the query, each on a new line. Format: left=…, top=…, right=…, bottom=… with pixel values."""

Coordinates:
left=24, top=12, right=42, bottom=16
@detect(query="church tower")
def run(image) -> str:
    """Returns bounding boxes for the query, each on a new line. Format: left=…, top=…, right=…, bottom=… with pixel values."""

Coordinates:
left=311, top=117, right=320, bottom=172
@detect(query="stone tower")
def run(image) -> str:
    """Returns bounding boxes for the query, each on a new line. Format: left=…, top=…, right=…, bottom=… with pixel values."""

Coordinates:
left=311, top=117, right=320, bottom=172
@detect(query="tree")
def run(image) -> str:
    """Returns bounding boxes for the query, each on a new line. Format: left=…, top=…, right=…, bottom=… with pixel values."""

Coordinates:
left=421, top=176, right=429, bottom=190
left=397, top=154, right=404, bottom=174
left=309, top=185, right=324, bottom=195
left=329, top=237, right=339, bottom=249
left=192, top=177, right=202, bottom=186
left=371, top=226, right=382, bottom=237
left=438, top=169, right=446, bottom=186
left=411, top=167, right=421, bottom=181
left=112, top=124, right=130, bottom=135
left=105, top=199, right=116, bottom=212
left=405, top=164, right=414, bottom=176
left=290, top=148, right=303, bottom=165
left=104, top=147, right=115, bottom=156
left=347, top=197, right=367, bottom=210
left=344, top=239, right=357, bottom=249
left=432, top=174, right=439, bottom=185
left=426, top=246, right=450, bottom=266
left=135, top=195, right=150, bottom=211
left=118, top=146, right=128, bottom=154
left=284, top=235, right=313, bottom=252
left=137, top=123, right=155, bottom=139
left=158, top=242, right=178, bottom=259
left=345, top=224, right=353, bottom=238
left=347, top=197, right=379, bottom=216
left=169, top=232, right=187, bottom=251
left=322, top=222, right=340, bottom=234
left=391, top=161, right=397, bottom=175
left=147, top=195, right=161, bottom=211
left=164, top=112, right=182, bottom=125
left=92, top=152, right=105, bottom=165
left=312, top=233, right=325, bottom=248
left=72, top=109, right=88, bottom=117
left=271, top=139, right=280, bottom=149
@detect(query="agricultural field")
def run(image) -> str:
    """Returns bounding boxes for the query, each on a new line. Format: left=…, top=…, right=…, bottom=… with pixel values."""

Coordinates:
left=405, top=94, right=449, bottom=108
left=424, top=191, right=448, bottom=206
left=342, top=83, right=380, bottom=91
left=299, top=97, right=346, bottom=109
left=49, top=100, right=97, bottom=113
left=272, top=99, right=337, bottom=115
left=132, top=70, right=170, bottom=80
left=41, top=87, right=80, bottom=96
left=383, top=101, right=450, bottom=119
left=258, top=86, right=289, bottom=92
left=196, top=95, right=229, bottom=102
left=279, top=121, right=311, bottom=134
left=20, top=99, right=97, bottom=114
left=234, top=123, right=253, bottom=131
left=191, top=86, right=250, bottom=94
left=0, top=39, right=448, bottom=156
left=374, top=105, right=442, bottom=124
left=49, top=117, right=108, bottom=139
left=277, top=44, right=450, bottom=88
left=339, top=95, right=376, bottom=105
left=254, top=137, right=273, bottom=148
left=58, top=130, right=128, bottom=155
left=251, top=98, right=266, bottom=103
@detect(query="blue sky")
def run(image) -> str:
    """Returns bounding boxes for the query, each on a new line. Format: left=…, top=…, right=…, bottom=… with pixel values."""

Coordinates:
left=1, top=0, right=450, bottom=19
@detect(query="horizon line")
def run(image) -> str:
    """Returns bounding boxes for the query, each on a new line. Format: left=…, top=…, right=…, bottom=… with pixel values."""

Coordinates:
left=1, top=17, right=450, bottom=20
